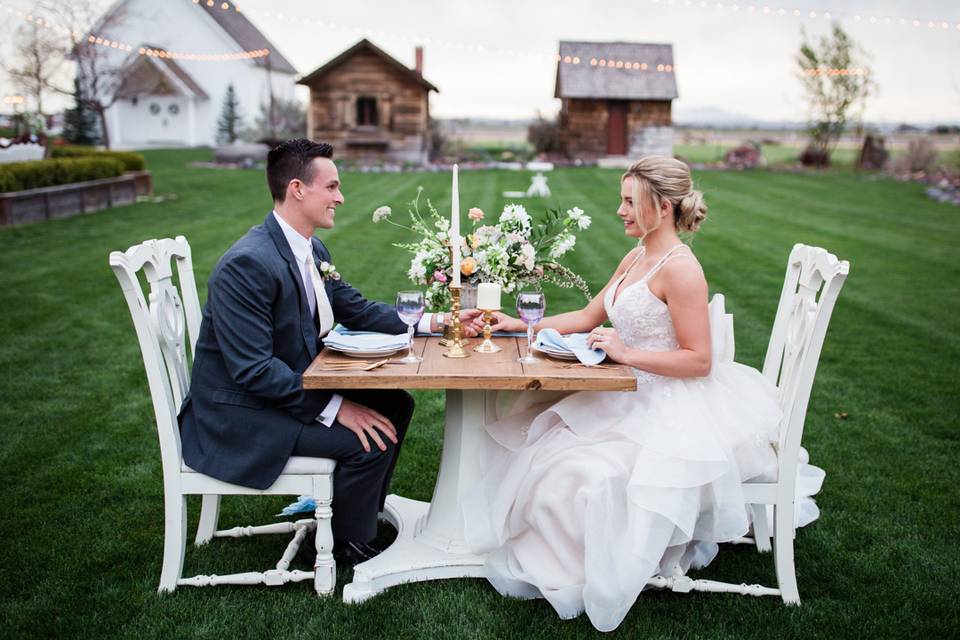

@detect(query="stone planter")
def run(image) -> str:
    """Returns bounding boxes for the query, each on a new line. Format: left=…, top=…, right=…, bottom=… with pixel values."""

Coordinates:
left=0, top=171, right=152, bottom=227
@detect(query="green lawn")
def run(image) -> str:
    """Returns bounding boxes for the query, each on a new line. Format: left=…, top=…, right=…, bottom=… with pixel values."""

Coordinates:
left=1, top=149, right=958, bottom=638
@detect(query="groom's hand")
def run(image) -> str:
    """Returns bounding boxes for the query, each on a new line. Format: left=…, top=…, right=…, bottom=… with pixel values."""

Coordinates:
left=460, top=309, right=484, bottom=337
left=336, top=399, right=398, bottom=453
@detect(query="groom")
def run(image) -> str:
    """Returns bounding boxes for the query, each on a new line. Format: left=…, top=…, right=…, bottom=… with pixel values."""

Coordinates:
left=179, top=139, right=478, bottom=566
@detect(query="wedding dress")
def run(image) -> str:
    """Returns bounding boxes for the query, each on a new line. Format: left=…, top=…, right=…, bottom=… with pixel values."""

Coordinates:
left=462, top=245, right=823, bottom=632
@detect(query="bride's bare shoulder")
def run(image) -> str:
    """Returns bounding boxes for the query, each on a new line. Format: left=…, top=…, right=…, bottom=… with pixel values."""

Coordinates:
left=659, top=248, right=706, bottom=288
left=614, top=247, right=644, bottom=275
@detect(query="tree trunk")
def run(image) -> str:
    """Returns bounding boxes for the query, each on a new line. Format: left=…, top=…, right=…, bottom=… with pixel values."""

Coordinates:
left=97, top=107, right=111, bottom=149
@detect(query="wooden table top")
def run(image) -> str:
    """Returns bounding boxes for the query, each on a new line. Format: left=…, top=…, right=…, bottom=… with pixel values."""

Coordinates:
left=303, top=337, right=637, bottom=392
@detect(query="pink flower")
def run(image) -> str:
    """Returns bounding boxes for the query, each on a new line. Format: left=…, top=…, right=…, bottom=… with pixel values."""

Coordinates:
left=434, top=270, right=448, bottom=283
left=468, top=207, right=485, bottom=221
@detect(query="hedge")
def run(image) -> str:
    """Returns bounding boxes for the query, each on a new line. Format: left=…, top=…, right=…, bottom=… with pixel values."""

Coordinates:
left=49, top=146, right=146, bottom=172
left=0, top=157, right=125, bottom=193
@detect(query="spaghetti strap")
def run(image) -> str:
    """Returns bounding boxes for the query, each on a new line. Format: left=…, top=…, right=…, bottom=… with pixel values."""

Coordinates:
left=640, top=244, right=691, bottom=283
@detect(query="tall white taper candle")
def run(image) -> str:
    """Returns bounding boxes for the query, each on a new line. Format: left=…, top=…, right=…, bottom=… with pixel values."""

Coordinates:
left=451, top=163, right=461, bottom=287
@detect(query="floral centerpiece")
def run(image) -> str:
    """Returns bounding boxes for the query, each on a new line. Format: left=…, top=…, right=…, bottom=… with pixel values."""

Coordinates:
left=372, top=189, right=592, bottom=309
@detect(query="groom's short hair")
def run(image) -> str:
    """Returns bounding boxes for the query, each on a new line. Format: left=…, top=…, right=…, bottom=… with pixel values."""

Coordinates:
left=266, top=139, right=335, bottom=203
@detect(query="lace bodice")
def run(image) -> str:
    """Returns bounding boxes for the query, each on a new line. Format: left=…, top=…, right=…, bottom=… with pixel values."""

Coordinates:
left=603, top=245, right=690, bottom=383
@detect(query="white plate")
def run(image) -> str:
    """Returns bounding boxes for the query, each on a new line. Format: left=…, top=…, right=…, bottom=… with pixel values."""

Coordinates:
left=324, top=345, right=403, bottom=358
left=532, top=345, right=579, bottom=361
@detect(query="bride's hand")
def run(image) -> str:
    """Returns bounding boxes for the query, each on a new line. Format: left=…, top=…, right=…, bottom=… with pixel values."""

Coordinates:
left=587, top=327, right=628, bottom=362
left=487, top=311, right=525, bottom=334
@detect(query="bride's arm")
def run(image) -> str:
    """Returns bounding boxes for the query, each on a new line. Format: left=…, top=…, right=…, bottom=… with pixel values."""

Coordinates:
left=589, top=259, right=712, bottom=377
left=488, top=248, right=643, bottom=334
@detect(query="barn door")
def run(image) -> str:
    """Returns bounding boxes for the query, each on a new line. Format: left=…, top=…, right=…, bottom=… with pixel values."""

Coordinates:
left=606, top=101, right=628, bottom=155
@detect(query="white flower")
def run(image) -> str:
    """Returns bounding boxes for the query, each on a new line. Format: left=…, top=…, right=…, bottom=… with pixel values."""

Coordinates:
left=408, top=251, right=429, bottom=281
left=549, top=232, right=576, bottom=259
left=516, top=243, right=536, bottom=271
left=318, top=261, right=341, bottom=281
left=499, top=203, right=531, bottom=231
left=567, top=206, right=591, bottom=230
left=372, top=205, right=392, bottom=223
left=505, top=232, right=524, bottom=246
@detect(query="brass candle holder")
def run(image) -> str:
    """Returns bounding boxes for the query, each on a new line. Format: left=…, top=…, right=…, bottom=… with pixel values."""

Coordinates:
left=473, top=309, right=502, bottom=353
left=442, top=286, right=470, bottom=358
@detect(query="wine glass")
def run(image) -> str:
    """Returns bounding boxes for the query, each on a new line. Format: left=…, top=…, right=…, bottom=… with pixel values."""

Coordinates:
left=396, top=290, right=425, bottom=363
left=516, top=288, right=546, bottom=364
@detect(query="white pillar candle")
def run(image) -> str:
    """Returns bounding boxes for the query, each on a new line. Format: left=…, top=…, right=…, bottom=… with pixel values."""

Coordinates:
left=451, top=164, right=461, bottom=287
left=476, top=283, right=501, bottom=310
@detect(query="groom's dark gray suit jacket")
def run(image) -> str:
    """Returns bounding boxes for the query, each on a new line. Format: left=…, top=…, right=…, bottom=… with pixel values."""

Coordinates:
left=178, top=212, right=407, bottom=489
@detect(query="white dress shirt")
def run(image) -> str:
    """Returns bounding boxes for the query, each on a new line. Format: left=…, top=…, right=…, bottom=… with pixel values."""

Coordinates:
left=272, top=211, right=434, bottom=427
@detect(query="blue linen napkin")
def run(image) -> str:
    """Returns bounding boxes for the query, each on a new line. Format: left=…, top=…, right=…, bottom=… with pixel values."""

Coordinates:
left=534, top=328, right=606, bottom=366
left=277, top=495, right=315, bottom=517
left=322, top=327, right=408, bottom=351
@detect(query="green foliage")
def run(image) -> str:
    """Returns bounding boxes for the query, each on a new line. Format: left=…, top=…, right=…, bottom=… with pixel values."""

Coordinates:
left=0, top=157, right=124, bottom=192
left=796, top=24, right=873, bottom=163
left=0, top=150, right=958, bottom=638
left=216, top=83, right=242, bottom=144
left=49, top=146, right=146, bottom=171
left=61, top=77, right=100, bottom=146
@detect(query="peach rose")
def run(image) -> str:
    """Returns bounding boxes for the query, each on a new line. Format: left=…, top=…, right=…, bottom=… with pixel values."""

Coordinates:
left=468, top=207, right=485, bottom=221
left=460, top=257, right=478, bottom=276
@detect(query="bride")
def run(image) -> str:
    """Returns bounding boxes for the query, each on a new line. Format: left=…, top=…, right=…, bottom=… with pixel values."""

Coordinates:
left=462, top=156, right=816, bottom=631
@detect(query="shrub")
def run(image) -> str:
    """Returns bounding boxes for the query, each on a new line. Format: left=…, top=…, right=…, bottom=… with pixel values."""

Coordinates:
left=0, top=157, right=125, bottom=193
left=49, top=146, right=146, bottom=171
left=892, top=138, right=938, bottom=174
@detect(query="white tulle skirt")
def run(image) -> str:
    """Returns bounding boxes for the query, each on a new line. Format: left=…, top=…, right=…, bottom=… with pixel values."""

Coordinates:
left=462, top=362, right=823, bottom=632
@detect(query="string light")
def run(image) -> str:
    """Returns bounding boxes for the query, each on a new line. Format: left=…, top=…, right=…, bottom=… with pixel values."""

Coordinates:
left=643, top=0, right=960, bottom=34
left=802, top=67, right=869, bottom=77
left=1, top=1, right=269, bottom=61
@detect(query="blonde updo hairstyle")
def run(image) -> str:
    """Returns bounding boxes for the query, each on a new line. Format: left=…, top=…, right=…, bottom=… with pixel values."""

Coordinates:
left=621, top=155, right=707, bottom=236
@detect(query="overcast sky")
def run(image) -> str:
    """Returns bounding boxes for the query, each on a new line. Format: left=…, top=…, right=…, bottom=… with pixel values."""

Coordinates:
left=2, top=0, right=958, bottom=124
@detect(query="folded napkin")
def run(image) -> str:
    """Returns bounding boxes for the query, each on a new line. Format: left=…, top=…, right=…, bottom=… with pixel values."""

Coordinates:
left=322, top=328, right=409, bottom=351
left=534, top=328, right=606, bottom=366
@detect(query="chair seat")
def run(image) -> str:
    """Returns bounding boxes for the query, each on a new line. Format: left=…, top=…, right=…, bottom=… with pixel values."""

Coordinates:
left=182, top=456, right=337, bottom=476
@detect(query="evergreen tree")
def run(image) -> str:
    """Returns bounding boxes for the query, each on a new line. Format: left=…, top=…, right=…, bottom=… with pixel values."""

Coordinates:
left=61, top=77, right=99, bottom=146
left=216, top=83, right=242, bottom=144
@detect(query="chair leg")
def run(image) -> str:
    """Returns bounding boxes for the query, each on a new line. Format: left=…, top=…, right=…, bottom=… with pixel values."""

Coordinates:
left=751, top=503, right=772, bottom=553
left=159, top=492, right=187, bottom=593
left=195, top=494, right=222, bottom=546
left=773, top=501, right=800, bottom=605
left=313, top=475, right=336, bottom=596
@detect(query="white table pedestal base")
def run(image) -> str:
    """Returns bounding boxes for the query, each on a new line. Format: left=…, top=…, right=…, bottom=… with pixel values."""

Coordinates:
left=341, top=495, right=486, bottom=604
left=342, top=389, right=496, bottom=604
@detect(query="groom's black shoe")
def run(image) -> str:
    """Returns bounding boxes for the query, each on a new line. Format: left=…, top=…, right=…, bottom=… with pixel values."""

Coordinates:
left=332, top=539, right=380, bottom=568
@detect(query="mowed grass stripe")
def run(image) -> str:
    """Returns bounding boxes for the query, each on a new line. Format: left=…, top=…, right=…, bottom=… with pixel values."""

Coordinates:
left=0, top=149, right=957, bottom=638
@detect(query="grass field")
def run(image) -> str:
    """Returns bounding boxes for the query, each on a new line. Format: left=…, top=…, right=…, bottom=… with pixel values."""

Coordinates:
left=1, top=149, right=958, bottom=639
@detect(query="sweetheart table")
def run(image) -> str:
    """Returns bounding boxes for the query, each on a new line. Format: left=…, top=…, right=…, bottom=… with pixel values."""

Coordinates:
left=302, top=336, right=636, bottom=603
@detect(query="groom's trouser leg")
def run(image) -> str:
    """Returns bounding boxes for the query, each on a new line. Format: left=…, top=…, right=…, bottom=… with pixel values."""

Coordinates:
left=291, top=390, right=413, bottom=542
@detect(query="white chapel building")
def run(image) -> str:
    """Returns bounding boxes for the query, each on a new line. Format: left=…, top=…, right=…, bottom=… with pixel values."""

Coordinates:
left=90, top=0, right=298, bottom=148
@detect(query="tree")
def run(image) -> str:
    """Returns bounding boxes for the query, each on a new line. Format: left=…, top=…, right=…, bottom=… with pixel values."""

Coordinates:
left=61, top=77, right=100, bottom=145
left=216, top=83, right=242, bottom=144
left=248, top=96, right=306, bottom=145
left=527, top=113, right=561, bottom=155
left=2, top=20, right=66, bottom=116
left=796, top=24, right=873, bottom=166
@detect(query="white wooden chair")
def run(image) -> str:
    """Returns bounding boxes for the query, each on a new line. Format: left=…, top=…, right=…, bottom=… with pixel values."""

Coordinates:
left=649, top=243, right=849, bottom=604
left=109, top=236, right=337, bottom=595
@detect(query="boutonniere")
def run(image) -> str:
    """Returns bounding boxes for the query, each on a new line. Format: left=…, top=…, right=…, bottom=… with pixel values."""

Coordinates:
left=318, top=260, right=341, bottom=281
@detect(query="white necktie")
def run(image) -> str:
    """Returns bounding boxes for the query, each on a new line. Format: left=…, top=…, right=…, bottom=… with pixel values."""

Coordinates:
left=306, top=257, right=334, bottom=338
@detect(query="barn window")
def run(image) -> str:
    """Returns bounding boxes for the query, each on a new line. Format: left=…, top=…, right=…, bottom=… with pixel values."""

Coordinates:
left=356, top=97, right=378, bottom=126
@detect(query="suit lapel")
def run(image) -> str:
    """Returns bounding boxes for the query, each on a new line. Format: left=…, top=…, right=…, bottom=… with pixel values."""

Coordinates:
left=264, top=213, right=318, bottom=360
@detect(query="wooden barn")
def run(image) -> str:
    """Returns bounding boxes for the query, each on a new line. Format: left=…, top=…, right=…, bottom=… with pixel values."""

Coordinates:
left=555, top=41, right=677, bottom=161
left=298, top=39, right=438, bottom=164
